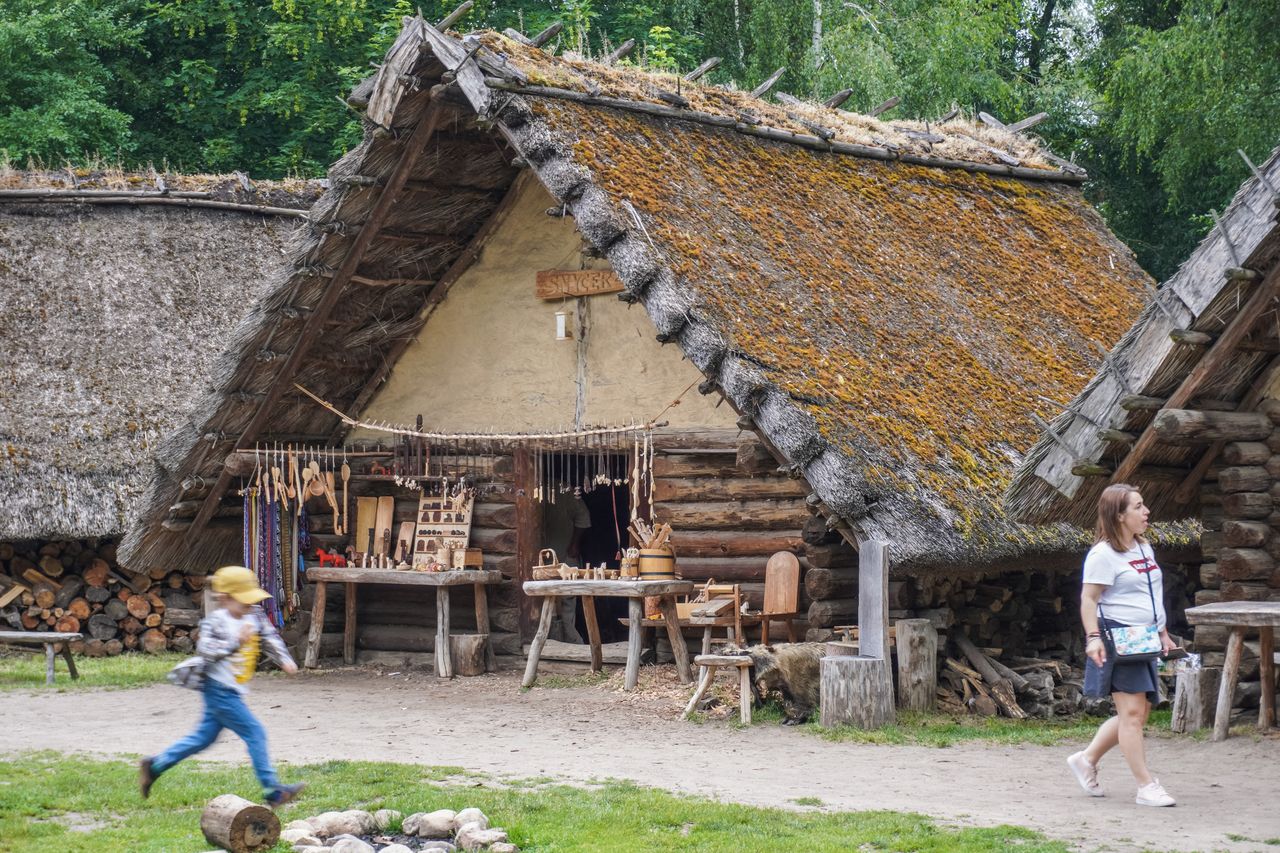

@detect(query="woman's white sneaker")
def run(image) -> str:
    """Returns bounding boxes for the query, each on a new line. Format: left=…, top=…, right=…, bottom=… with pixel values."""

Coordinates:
left=1135, top=779, right=1175, bottom=807
left=1066, top=751, right=1103, bottom=797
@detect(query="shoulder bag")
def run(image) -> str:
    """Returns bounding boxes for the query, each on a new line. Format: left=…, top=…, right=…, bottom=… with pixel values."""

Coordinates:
left=1099, top=544, right=1162, bottom=663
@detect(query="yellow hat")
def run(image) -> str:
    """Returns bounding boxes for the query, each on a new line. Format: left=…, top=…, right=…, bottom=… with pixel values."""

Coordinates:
left=211, top=566, right=272, bottom=605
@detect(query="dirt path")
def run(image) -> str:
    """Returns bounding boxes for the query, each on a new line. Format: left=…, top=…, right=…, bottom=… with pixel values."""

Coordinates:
left=3, top=665, right=1277, bottom=852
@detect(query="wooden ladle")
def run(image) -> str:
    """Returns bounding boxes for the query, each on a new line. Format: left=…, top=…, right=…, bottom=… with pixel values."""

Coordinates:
left=340, top=454, right=351, bottom=539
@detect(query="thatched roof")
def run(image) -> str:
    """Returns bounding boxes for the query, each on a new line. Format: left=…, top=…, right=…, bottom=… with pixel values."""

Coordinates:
left=0, top=171, right=321, bottom=541
left=122, top=19, right=1161, bottom=575
left=1007, top=146, right=1280, bottom=528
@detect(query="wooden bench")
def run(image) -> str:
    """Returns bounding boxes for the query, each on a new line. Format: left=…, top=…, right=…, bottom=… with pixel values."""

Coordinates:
left=0, top=631, right=82, bottom=685
left=683, top=653, right=754, bottom=724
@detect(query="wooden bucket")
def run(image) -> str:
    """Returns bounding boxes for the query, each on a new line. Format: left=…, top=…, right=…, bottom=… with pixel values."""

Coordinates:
left=637, top=547, right=676, bottom=580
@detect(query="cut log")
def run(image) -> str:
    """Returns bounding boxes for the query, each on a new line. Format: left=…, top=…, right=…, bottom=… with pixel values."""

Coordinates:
left=38, top=555, right=65, bottom=578
left=200, top=794, right=281, bottom=853
left=801, top=514, right=841, bottom=546
left=53, top=576, right=84, bottom=609
left=85, top=585, right=111, bottom=604
left=1223, top=442, right=1271, bottom=465
left=66, top=597, right=91, bottom=620
left=33, top=585, right=56, bottom=610
left=805, top=542, right=858, bottom=569
left=84, top=638, right=106, bottom=657
left=1152, top=409, right=1272, bottom=443
left=1218, top=466, right=1271, bottom=493
left=449, top=634, right=488, bottom=677
left=104, top=638, right=123, bottom=655
left=141, top=628, right=168, bottom=653
left=82, top=559, right=110, bottom=587
left=125, top=595, right=152, bottom=619
left=1171, top=667, right=1222, bottom=733
left=896, top=619, right=937, bottom=711
left=1223, top=520, right=1271, bottom=548
left=819, top=654, right=895, bottom=728
left=734, top=438, right=776, bottom=474
left=120, top=616, right=143, bottom=635
left=144, top=613, right=163, bottom=628
left=1217, top=548, right=1275, bottom=581
left=1222, top=491, right=1272, bottom=519
left=86, top=613, right=118, bottom=640
left=1200, top=562, right=1220, bottom=588
left=953, top=632, right=1026, bottom=718
left=55, top=615, right=80, bottom=633
left=163, top=608, right=201, bottom=627
left=103, top=598, right=128, bottom=621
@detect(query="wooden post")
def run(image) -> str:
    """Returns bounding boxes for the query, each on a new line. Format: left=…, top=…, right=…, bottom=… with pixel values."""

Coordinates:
left=858, top=541, right=890, bottom=661
left=1171, top=667, right=1222, bottom=733
left=435, top=587, right=453, bottom=678
left=659, top=595, right=693, bottom=684
left=514, top=448, right=540, bottom=639
left=625, top=598, right=644, bottom=690
left=1260, top=626, right=1275, bottom=729
left=303, top=580, right=326, bottom=668
left=1214, top=627, right=1246, bottom=741
left=896, top=618, right=937, bottom=711
left=200, top=794, right=280, bottom=853
left=522, top=596, right=555, bottom=688
left=343, top=582, right=357, bottom=665
left=473, top=581, right=495, bottom=672
left=44, top=643, right=55, bottom=685
left=581, top=595, right=603, bottom=672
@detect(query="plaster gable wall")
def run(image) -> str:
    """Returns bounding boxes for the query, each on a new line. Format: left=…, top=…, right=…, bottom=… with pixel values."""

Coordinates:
left=350, top=179, right=736, bottom=437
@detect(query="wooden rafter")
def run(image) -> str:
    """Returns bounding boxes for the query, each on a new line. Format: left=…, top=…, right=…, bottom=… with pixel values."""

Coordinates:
left=1110, top=264, right=1280, bottom=485
left=186, top=94, right=451, bottom=540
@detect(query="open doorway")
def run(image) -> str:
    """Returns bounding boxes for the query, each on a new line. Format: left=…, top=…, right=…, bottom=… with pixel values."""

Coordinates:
left=539, top=452, right=631, bottom=643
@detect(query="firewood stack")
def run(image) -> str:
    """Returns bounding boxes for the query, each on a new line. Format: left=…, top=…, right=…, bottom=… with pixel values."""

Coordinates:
left=0, top=540, right=203, bottom=656
left=935, top=631, right=1095, bottom=718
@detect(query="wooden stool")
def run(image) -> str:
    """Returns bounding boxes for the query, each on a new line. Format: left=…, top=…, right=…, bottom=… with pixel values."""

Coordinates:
left=683, top=653, right=753, bottom=724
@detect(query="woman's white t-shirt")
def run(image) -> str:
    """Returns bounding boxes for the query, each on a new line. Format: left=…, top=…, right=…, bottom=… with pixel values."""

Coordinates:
left=1082, top=540, right=1166, bottom=629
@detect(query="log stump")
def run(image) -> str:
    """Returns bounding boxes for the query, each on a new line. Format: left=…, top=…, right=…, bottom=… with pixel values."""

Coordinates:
left=895, top=618, right=937, bottom=711
left=819, top=654, right=895, bottom=729
left=1171, top=667, right=1222, bottom=733
left=450, top=634, right=489, bottom=677
left=200, top=794, right=280, bottom=853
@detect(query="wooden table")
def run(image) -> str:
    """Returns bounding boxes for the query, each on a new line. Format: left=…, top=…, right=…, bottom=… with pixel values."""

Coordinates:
left=1185, top=600, right=1279, bottom=741
left=522, top=579, right=695, bottom=690
left=627, top=613, right=756, bottom=655
left=304, top=568, right=503, bottom=678
left=0, top=630, right=82, bottom=685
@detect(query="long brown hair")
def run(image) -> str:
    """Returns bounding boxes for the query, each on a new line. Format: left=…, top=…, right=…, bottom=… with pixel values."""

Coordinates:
left=1095, top=483, right=1144, bottom=552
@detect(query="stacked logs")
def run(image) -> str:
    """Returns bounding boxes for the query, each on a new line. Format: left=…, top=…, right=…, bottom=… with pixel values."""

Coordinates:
left=1186, top=414, right=1280, bottom=716
left=0, top=540, right=203, bottom=656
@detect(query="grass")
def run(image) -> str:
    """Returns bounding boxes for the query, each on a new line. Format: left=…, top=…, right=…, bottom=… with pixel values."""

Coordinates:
left=0, top=651, right=187, bottom=692
left=528, top=670, right=612, bottom=689
left=0, top=752, right=1073, bottom=853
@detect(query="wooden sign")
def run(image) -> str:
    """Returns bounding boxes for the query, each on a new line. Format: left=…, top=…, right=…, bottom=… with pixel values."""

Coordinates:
left=536, top=269, right=625, bottom=300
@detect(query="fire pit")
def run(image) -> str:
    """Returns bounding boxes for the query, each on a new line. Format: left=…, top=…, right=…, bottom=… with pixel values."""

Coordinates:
left=281, top=807, right=517, bottom=853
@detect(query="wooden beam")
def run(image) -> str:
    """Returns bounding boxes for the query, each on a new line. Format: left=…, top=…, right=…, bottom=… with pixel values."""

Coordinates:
left=185, top=95, right=452, bottom=540
left=436, top=1, right=473, bottom=31
left=1110, top=264, right=1280, bottom=484
left=604, top=39, right=636, bottom=64
left=869, top=96, right=900, bottom=118
left=1006, top=112, right=1048, bottom=133
left=331, top=170, right=534, bottom=438
left=823, top=89, right=854, bottom=109
left=530, top=22, right=563, bottom=48
left=751, top=67, right=786, bottom=98
left=683, top=57, right=721, bottom=82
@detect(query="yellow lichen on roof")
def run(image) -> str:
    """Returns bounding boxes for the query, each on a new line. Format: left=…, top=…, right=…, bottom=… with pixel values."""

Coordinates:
left=484, top=32, right=1052, bottom=170
left=533, top=98, right=1150, bottom=531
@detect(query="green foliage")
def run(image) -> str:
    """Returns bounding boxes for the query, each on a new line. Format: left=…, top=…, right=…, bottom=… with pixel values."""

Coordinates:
left=0, top=0, right=1275, bottom=278
left=0, top=751, right=1074, bottom=852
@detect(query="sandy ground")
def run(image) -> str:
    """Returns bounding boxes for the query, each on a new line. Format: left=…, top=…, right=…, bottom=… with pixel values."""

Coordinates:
left=3, top=664, right=1278, bottom=852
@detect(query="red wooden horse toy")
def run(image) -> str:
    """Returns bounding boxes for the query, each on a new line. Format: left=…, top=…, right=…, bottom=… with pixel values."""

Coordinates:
left=316, top=547, right=347, bottom=568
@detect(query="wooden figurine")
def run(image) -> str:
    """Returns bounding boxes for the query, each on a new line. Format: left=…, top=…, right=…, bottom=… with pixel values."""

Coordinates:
left=316, top=548, right=346, bottom=568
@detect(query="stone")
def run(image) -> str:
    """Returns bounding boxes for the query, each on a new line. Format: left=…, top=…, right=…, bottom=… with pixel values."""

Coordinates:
left=452, top=808, right=489, bottom=831
left=379, top=846, right=414, bottom=853
left=341, top=809, right=377, bottom=834
left=406, top=808, right=457, bottom=838
left=490, top=844, right=520, bottom=853
left=306, top=811, right=367, bottom=838
left=419, top=843, right=457, bottom=852
left=327, top=834, right=376, bottom=853
left=293, top=847, right=328, bottom=853
left=284, top=819, right=317, bottom=834
left=456, top=824, right=509, bottom=852
left=373, top=808, right=403, bottom=831
left=280, top=828, right=321, bottom=845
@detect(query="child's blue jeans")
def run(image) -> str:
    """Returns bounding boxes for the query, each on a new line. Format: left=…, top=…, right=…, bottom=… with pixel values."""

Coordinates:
left=151, top=680, right=279, bottom=794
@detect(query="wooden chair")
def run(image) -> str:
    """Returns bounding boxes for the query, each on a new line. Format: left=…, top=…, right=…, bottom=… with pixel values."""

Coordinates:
left=759, top=552, right=801, bottom=644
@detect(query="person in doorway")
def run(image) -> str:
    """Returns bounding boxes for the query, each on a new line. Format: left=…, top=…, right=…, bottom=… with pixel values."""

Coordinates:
left=1067, top=483, right=1177, bottom=807
left=545, top=489, right=591, bottom=643
left=139, top=566, right=305, bottom=807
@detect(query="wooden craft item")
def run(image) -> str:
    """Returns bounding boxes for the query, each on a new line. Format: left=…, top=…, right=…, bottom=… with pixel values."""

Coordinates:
left=324, top=471, right=340, bottom=532
left=397, top=521, right=416, bottom=561
left=764, top=551, right=800, bottom=615
left=374, top=496, right=395, bottom=556
left=340, top=457, right=351, bottom=534
left=355, top=497, right=378, bottom=553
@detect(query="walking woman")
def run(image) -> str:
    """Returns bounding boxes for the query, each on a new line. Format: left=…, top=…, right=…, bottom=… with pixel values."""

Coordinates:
left=1067, top=483, right=1177, bottom=807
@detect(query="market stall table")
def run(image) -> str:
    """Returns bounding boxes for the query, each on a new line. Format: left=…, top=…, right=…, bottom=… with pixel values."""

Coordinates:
left=1185, top=600, right=1280, bottom=741
left=522, top=579, right=695, bottom=690
left=304, top=568, right=503, bottom=678
left=0, top=630, right=81, bottom=685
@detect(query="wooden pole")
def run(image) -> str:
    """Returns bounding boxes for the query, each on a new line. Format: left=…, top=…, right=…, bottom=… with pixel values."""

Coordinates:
left=858, top=540, right=890, bottom=661
left=1213, top=627, right=1246, bottom=741
left=303, top=581, right=326, bottom=668
left=522, top=597, right=555, bottom=687
left=436, top=587, right=453, bottom=678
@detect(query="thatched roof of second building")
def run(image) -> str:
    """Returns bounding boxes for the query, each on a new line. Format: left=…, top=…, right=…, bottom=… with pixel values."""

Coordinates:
left=123, top=20, right=1165, bottom=573
left=0, top=171, right=319, bottom=541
